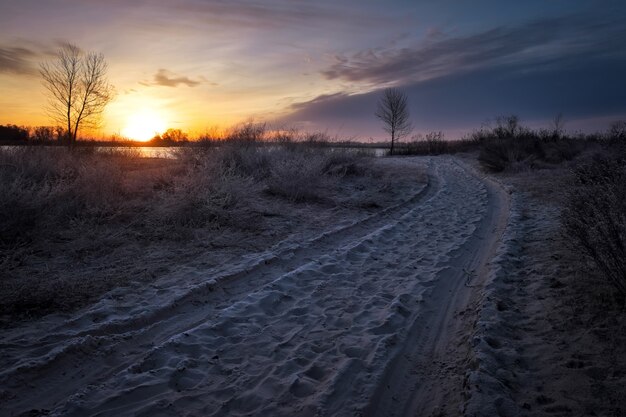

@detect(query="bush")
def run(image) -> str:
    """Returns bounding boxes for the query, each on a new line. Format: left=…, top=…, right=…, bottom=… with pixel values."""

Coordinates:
left=607, top=121, right=626, bottom=142
left=0, top=140, right=371, bottom=247
left=477, top=135, right=587, bottom=173
left=228, top=121, right=267, bottom=143
left=152, top=160, right=254, bottom=228
left=476, top=115, right=589, bottom=172
left=265, top=152, right=326, bottom=202
left=492, top=115, right=525, bottom=139
left=562, top=151, right=626, bottom=297
left=478, top=136, right=544, bottom=172
left=217, top=143, right=273, bottom=179
left=172, top=141, right=367, bottom=204
left=401, top=132, right=448, bottom=155
left=0, top=147, right=128, bottom=245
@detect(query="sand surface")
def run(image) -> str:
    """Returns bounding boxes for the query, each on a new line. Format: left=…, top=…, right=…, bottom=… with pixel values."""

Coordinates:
left=0, top=157, right=511, bottom=417
left=465, top=165, right=626, bottom=417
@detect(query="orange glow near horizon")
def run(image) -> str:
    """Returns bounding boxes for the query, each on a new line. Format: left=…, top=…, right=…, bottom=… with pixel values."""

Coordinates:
left=121, top=110, right=168, bottom=141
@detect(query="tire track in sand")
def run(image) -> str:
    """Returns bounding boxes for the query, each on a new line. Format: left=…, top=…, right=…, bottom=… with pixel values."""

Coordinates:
left=1, top=159, right=432, bottom=416
left=364, top=158, right=510, bottom=417
left=0, top=157, right=505, bottom=417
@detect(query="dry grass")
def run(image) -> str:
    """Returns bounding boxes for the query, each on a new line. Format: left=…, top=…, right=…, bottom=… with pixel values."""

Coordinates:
left=484, top=137, right=626, bottom=299
left=0, top=143, right=400, bottom=319
left=472, top=115, right=621, bottom=173
left=495, top=161, right=626, bottom=415
left=393, top=132, right=476, bottom=156
left=562, top=148, right=626, bottom=298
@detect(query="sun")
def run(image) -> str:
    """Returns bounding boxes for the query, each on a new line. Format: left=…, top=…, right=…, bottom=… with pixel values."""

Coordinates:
left=122, top=110, right=167, bottom=142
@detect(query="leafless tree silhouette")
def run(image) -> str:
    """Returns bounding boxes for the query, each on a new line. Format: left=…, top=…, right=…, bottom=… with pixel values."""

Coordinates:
left=40, top=43, right=114, bottom=148
left=552, top=113, right=565, bottom=139
left=375, top=88, right=412, bottom=155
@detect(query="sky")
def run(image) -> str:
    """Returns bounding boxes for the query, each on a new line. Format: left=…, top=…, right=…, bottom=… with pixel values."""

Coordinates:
left=1, top=0, right=626, bottom=140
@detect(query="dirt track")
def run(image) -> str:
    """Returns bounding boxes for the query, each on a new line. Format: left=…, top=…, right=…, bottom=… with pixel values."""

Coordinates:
left=0, top=157, right=509, bottom=417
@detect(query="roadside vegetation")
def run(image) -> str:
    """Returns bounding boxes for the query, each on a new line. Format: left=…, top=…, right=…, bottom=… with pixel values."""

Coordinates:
left=562, top=148, right=626, bottom=298
left=458, top=116, right=626, bottom=415
left=469, top=115, right=626, bottom=300
left=388, top=114, right=626, bottom=301
left=2, top=115, right=624, bottom=311
left=0, top=124, right=425, bottom=320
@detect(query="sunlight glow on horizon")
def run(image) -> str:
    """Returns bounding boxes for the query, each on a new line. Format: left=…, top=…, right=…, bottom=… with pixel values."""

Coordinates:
left=121, top=110, right=167, bottom=141
left=1, top=2, right=625, bottom=139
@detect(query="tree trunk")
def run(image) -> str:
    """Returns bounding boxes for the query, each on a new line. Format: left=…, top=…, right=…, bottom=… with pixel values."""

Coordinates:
left=67, top=121, right=73, bottom=150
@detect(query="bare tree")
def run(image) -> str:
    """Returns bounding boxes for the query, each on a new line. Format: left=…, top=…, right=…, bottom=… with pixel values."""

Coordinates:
left=375, top=88, right=413, bottom=155
left=551, top=113, right=565, bottom=139
left=33, top=126, right=56, bottom=142
left=40, top=43, right=114, bottom=148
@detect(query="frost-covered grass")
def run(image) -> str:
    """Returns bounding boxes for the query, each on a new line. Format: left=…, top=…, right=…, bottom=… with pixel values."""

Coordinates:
left=474, top=116, right=626, bottom=173
left=562, top=147, right=626, bottom=299
left=0, top=143, right=400, bottom=318
left=466, top=158, right=626, bottom=416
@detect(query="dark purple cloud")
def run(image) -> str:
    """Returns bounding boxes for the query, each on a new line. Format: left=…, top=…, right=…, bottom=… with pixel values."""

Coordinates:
left=283, top=55, right=626, bottom=138
left=322, top=14, right=626, bottom=86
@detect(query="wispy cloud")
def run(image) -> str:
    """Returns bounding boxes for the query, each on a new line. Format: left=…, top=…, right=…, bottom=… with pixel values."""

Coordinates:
left=0, top=45, right=38, bottom=75
left=288, top=92, right=350, bottom=111
left=141, top=69, right=205, bottom=88
left=321, top=14, right=626, bottom=86
left=159, top=0, right=390, bottom=30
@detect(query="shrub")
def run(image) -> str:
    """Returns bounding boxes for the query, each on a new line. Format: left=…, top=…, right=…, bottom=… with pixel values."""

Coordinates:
left=219, top=144, right=273, bottom=179
left=562, top=151, right=626, bottom=297
left=265, top=151, right=326, bottom=202
left=607, top=121, right=626, bottom=142
left=478, top=136, right=543, bottom=172
left=394, top=132, right=468, bottom=155
left=476, top=116, right=588, bottom=172
left=228, top=121, right=267, bottom=143
left=541, top=139, right=584, bottom=164
left=152, top=160, right=254, bottom=228
left=492, top=115, right=526, bottom=139
left=0, top=148, right=128, bottom=245
left=321, top=149, right=364, bottom=176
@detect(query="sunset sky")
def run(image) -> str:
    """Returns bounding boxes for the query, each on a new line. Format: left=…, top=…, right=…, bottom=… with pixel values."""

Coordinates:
left=1, top=1, right=626, bottom=140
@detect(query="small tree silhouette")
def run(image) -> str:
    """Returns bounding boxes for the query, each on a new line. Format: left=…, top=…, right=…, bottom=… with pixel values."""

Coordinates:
left=161, top=128, right=188, bottom=143
left=375, top=88, right=413, bottom=155
left=33, top=126, right=56, bottom=142
left=40, top=43, right=114, bottom=148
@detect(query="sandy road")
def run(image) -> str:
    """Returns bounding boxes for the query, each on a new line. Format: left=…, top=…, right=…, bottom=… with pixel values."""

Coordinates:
left=365, top=159, right=510, bottom=417
left=0, top=157, right=508, bottom=417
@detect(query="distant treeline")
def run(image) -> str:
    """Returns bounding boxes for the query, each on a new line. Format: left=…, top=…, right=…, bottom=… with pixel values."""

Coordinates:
left=0, top=125, right=195, bottom=146
left=2, top=117, right=625, bottom=150
left=0, top=123, right=386, bottom=148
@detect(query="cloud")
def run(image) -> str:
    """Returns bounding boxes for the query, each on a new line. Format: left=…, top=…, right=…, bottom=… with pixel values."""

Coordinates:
left=0, top=46, right=38, bottom=75
left=283, top=56, right=626, bottom=137
left=289, top=93, right=350, bottom=111
left=141, top=69, right=204, bottom=87
left=163, top=0, right=389, bottom=30
left=321, top=14, right=626, bottom=86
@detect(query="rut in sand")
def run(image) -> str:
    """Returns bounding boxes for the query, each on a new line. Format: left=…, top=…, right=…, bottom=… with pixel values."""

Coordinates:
left=0, top=157, right=509, bottom=417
